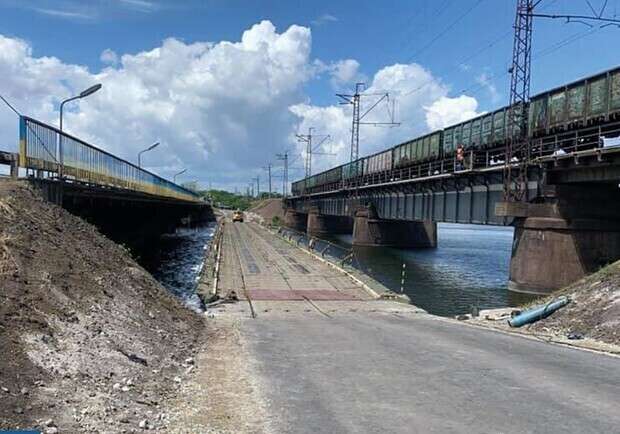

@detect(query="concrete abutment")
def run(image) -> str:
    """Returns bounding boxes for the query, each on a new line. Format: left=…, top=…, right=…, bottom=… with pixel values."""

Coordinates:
left=352, top=205, right=437, bottom=248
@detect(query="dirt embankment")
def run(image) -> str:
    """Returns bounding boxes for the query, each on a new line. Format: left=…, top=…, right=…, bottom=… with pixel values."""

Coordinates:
left=0, top=181, right=206, bottom=433
left=527, top=261, right=620, bottom=345
left=247, top=199, right=284, bottom=224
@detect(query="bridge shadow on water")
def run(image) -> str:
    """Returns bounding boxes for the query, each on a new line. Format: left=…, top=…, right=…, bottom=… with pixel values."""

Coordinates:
left=324, top=224, right=538, bottom=317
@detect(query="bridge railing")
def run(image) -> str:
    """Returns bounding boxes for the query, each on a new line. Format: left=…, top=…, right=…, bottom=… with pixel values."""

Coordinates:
left=296, top=119, right=620, bottom=196
left=18, top=116, right=201, bottom=202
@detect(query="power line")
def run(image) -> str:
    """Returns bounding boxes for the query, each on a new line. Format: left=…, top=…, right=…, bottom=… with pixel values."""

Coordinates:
left=337, top=83, right=399, bottom=162
left=405, top=0, right=486, bottom=63
left=0, top=92, right=21, bottom=116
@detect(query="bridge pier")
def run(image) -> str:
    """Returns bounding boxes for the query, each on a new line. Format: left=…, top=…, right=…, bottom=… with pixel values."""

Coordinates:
left=307, top=206, right=353, bottom=237
left=352, top=205, right=437, bottom=248
left=284, top=208, right=307, bottom=232
left=509, top=217, right=620, bottom=294
left=498, top=184, right=620, bottom=294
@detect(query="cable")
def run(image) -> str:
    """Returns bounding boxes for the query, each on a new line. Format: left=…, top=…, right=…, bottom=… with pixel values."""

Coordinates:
left=0, top=92, right=21, bottom=116
left=405, top=0, right=485, bottom=63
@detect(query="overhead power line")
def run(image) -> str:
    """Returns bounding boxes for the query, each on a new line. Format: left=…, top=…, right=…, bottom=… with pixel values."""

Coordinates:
left=405, top=0, right=485, bottom=63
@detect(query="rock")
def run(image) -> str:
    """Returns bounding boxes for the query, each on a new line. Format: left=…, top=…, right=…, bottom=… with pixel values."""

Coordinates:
left=173, top=376, right=181, bottom=383
left=113, top=383, right=122, bottom=391
left=20, top=387, right=28, bottom=395
left=15, top=407, right=23, bottom=414
left=185, top=366, right=195, bottom=375
left=121, top=386, right=131, bottom=392
left=184, top=357, right=194, bottom=365
left=139, top=419, right=149, bottom=429
left=126, top=378, right=134, bottom=386
left=1, top=387, right=9, bottom=393
left=45, top=428, right=59, bottom=434
left=44, top=418, right=55, bottom=427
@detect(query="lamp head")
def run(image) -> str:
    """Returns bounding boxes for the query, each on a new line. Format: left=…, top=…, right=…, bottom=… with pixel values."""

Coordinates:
left=80, top=84, right=102, bottom=98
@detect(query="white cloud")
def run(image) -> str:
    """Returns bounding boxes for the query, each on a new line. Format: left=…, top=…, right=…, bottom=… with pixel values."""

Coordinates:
left=100, top=49, right=118, bottom=65
left=31, top=7, right=94, bottom=20
left=0, top=21, right=482, bottom=190
left=311, top=14, right=338, bottom=26
left=329, top=59, right=363, bottom=89
left=0, top=22, right=315, bottom=189
left=424, top=95, right=480, bottom=130
left=118, top=0, right=160, bottom=12
left=290, top=63, right=483, bottom=175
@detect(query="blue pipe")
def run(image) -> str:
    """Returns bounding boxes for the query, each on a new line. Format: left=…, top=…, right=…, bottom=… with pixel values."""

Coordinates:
left=508, top=296, right=570, bottom=328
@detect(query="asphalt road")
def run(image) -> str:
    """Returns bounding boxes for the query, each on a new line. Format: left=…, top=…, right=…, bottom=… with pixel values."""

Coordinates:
left=243, top=310, right=620, bottom=434
left=218, top=221, right=620, bottom=433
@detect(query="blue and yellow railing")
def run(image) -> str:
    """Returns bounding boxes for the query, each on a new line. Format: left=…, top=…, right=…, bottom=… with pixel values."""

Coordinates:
left=18, top=116, right=201, bottom=203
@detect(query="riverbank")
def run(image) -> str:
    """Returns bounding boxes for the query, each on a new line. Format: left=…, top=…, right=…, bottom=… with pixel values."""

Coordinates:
left=466, top=260, right=620, bottom=353
left=0, top=180, right=207, bottom=433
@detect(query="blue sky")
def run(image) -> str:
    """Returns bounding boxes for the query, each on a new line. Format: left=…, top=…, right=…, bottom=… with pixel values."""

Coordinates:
left=0, top=0, right=618, bottom=190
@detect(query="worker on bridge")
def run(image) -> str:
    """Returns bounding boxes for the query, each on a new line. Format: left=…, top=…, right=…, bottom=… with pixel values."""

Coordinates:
left=456, top=143, right=465, bottom=171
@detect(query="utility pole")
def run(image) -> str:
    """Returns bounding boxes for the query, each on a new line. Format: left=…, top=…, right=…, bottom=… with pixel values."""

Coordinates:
left=252, top=176, right=260, bottom=198
left=337, top=83, right=399, bottom=162
left=503, top=0, right=620, bottom=202
left=263, top=164, right=272, bottom=197
left=296, top=127, right=333, bottom=179
left=276, top=151, right=289, bottom=197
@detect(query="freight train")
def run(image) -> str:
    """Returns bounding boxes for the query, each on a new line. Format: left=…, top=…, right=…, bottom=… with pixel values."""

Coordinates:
left=292, top=66, right=620, bottom=196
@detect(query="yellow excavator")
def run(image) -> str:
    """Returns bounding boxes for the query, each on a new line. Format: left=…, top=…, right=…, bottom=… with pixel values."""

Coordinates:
left=232, top=209, right=244, bottom=223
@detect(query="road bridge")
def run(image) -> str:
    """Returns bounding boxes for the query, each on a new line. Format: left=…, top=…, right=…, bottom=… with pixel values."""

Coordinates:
left=285, top=120, right=620, bottom=294
left=2, top=116, right=212, bottom=246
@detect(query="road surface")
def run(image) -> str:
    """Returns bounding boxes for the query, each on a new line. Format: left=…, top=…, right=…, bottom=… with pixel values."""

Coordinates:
left=207, top=220, right=620, bottom=434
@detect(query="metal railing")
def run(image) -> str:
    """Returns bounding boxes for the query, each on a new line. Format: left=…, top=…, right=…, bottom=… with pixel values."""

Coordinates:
left=293, top=119, right=620, bottom=196
left=18, top=116, right=201, bottom=202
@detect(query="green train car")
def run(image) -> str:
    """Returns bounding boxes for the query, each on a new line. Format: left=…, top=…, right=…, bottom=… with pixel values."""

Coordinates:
left=529, top=67, right=620, bottom=135
left=291, top=66, right=620, bottom=197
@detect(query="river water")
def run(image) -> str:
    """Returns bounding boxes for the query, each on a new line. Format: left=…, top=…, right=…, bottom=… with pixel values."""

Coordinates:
left=326, top=224, right=537, bottom=317
left=141, top=224, right=216, bottom=313
left=141, top=222, right=535, bottom=318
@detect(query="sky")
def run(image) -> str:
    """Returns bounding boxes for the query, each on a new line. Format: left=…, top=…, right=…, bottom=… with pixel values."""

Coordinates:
left=0, top=0, right=619, bottom=193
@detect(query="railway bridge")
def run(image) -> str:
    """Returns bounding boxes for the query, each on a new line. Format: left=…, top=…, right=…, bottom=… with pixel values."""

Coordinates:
left=285, top=122, right=620, bottom=294
left=2, top=116, right=212, bottom=247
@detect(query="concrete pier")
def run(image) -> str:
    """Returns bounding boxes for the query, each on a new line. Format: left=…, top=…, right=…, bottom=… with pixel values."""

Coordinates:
left=509, top=217, right=620, bottom=294
left=283, top=208, right=307, bottom=232
left=352, top=205, right=437, bottom=247
left=306, top=206, right=353, bottom=237
left=498, top=184, right=620, bottom=294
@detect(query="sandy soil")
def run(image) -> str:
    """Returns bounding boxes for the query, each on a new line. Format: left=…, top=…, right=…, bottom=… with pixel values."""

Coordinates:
left=0, top=180, right=206, bottom=433
left=247, top=199, right=284, bottom=224
left=167, top=313, right=271, bottom=434
left=527, top=260, right=620, bottom=345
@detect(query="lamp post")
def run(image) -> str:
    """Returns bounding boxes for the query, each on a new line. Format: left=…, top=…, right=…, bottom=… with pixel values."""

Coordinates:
left=173, top=168, right=187, bottom=183
left=138, top=142, right=160, bottom=168
left=58, top=84, right=102, bottom=176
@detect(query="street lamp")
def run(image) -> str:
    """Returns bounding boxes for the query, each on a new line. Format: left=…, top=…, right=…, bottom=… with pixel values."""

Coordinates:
left=173, top=168, right=187, bottom=183
left=59, top=84, right=102, bottom=132
left=58, top=84, right=102, bottom=177
left=138, top=142, right=160, bottom=168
